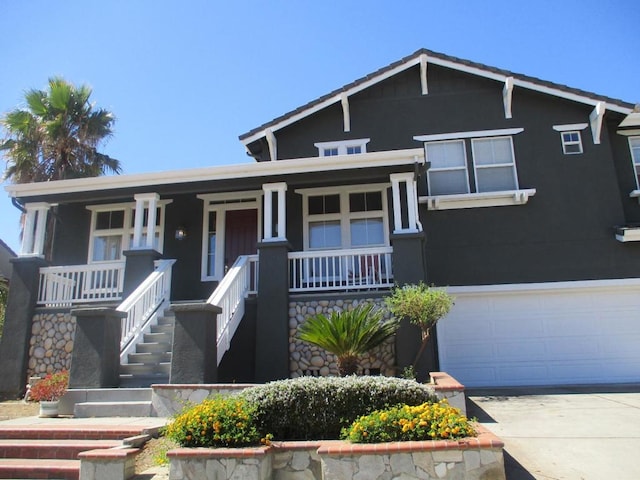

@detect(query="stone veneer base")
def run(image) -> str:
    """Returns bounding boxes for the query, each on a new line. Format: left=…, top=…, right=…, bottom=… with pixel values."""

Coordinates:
left=167, top=426, right=505, bottom=480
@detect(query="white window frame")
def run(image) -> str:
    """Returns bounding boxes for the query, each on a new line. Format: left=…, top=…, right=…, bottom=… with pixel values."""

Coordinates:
left=198, top=191, right=262, bottom=282
left=629, top=136, right=640, bottom=190
left=425, top=139, right=471, bottom=196
left=560, top=131, right=583, bottom=155
left=314, top=138, right=370, bottom=157
left=297, top=184, right=390, bottom=251
left=87, top=201, right=168, bottom=263
left=471, top=136, right=520, bottom=193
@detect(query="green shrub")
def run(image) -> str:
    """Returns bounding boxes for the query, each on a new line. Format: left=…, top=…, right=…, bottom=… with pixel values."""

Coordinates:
left=240, top=376, right=436, bottom=440
left=164, top=396, right=266, bottom=448
left=342, top=399, right=476, bottom=443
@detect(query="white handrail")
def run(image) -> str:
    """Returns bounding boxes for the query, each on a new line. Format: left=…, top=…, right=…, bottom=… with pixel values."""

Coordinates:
left=117, top=259, right=176, bottom=357
left=289, top=246, right=394, bottom=292
left=208, top=254, right=257, bottom=365
left=37, top=262, right=125, bottom=306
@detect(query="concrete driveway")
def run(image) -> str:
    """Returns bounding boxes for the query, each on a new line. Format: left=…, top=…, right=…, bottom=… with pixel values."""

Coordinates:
left=466, top=385, right=640, bottom=480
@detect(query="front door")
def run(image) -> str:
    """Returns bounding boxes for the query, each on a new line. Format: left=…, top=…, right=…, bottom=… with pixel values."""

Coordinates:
left=224, top=209, right=258, bottom=272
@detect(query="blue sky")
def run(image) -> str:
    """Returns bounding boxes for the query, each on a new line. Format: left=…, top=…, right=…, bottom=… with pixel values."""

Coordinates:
left=1, top=0, right=638, bottom=253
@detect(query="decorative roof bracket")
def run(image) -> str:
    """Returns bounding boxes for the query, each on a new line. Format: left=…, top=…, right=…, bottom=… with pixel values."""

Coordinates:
left=503, top=76, right=514, bottom=119
left=590, top=101, right=605, bottom=145
left=420, top=53, right=428, bottom=95
left=341, top=93, right=351, bottom=133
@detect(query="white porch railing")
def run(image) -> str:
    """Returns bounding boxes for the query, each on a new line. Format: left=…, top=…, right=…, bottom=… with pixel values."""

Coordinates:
left=37, top=262, right=125, bottom=306
left=208, top=254, right=258, bottom=365
left=117, top=259, right=176, bottom=361
left=289, top=247, right=394, bottom=292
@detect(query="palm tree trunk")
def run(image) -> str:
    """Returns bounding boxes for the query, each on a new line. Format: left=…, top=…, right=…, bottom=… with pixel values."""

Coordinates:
left=338, top=355, right=359, bottom=376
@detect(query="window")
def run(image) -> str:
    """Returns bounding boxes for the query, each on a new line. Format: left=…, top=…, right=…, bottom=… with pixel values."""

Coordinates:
left=426, top=140, right=470, bottom=195
left=630, top=137, right=640, bottom=188
left=561, top=131, right=583, bottom=154
left=314, top=138, right=370, bottom=157
left=425, top=135, right=519, bottom=196
left=472, top=137, right=518, bottom=192
left=301, top=185, right=388, bottom=250
left=87, top=202, right=167, bottom=263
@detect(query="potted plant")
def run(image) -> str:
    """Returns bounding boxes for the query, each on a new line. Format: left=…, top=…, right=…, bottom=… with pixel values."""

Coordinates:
left=29, top=370, right=69, bottom=417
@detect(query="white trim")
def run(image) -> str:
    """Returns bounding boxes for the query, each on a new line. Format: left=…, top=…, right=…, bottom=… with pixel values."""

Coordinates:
left=560, top=131, right=584, bottom=155
left=629, top=136, right=640, bottom=190
left=200, top=193, right=262, bottom=282
left=314, top=138, right=370, bottom=157
left=589, top=101, right=605, bottom=145
left=341, top=93, right=350, bottom=132
left=420, top=53, right=428, bottom=95
left=420, top=189, right=536, bottom=210
left=617, top=129, right=640, bottom=137
left=445, top=277, right=640, bottom=295
left=503, top=76, right=514, bottom=119
left=616, top=226, right=640, bottom=242
left=414, top=128, right=524, bottom=143
left=6, top=148, right=423, bottom=199
left=266, top=128, right=277, bottom=161
left=295, top=182, right=390, bottom=196
left=552, top=123, right=588, bottom=132
left=262, top=182, right=287, bottom=241
left=240, top=52, right=632, bottom=146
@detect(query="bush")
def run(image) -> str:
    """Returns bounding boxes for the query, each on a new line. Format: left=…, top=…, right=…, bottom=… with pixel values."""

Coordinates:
left=240, top=376, right=436, bottom=440
left=342, top=399, right=476, bottom=443
left=164, top=396, right=266, bottom=448
left=29, top=371, right=69, bottom=401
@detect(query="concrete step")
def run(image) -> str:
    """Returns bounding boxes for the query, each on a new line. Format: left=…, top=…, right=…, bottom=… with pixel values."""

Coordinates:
left=120, top=363, right=170, bottom=376
left=119, top=374, right=169, bottom=388
left=0, top=438, right=121, bottom=459
left=157, top=315, right=175, bottom=326
left=74, top=401, right=153, bottom=418
left=150, top=323, right=174, bottom=334
left=143, top=332, right=172, bottom=343
left=0, top=458, right=80, bottom=479
left=127, top=352, right=172, bottom=364
left=135, top=341, right=172, bottom=353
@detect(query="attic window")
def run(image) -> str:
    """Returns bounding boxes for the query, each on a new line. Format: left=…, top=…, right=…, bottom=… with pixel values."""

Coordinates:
left=314, top=139, right=370, bottom=157
left=560, top=132, right=583, bottom=154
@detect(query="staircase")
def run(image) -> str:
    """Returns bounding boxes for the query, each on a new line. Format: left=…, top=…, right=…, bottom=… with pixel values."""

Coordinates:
left=0, top=421, right=160, bottom=479
left=119, top=311, right=174, bottom=388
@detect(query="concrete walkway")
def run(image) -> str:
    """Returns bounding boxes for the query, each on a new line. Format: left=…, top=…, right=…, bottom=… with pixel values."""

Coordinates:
left=467, top=385, right=640, bottom=480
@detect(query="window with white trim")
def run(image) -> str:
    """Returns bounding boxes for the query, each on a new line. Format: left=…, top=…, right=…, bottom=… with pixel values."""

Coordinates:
left=301, top=185, right=388, bottom=250
left=87, top=203, right=166, bottom=263
left=471, top=136, right=518, bottom=192
left=560, top=131, right=583, bottom=154
left=426, top=135, right=519, bottom=195
left=630, top=137, right=640, bottom=188
left=314, top=138, right=370, bottom=157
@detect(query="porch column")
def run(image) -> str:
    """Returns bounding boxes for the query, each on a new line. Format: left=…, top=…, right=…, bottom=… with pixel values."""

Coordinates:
left=132, top=193, right=159, bottom=249
left=255, top=240, right=291, bottom=382
left=169, top=302, right=222, bottom=384
left=20, top=202, right=50, bottom=257
left=69, top=307, right=126, bottom=388
left=390, top=173, right=421, bottom=234
left=262, top=182, right=287, bottom=241
left=0, top=256, right=49, bottom=397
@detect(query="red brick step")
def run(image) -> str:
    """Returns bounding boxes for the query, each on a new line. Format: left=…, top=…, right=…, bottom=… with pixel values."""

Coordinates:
left=0, top=426, right=153, bottom=440
left=0, top=438, right=121, bottom=459
left=0, top=458, right=80, bottom=479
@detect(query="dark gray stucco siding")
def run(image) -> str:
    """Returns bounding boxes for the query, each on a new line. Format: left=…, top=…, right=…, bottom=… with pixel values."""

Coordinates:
left=52, top=204, right=91, bottom=265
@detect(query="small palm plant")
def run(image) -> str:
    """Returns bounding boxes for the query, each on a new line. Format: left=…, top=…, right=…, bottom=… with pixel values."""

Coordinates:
left=298, top=304, right=399, bottom=376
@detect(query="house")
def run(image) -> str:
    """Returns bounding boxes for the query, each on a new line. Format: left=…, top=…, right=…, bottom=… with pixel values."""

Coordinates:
left=1, top=49, right=639, bottom=396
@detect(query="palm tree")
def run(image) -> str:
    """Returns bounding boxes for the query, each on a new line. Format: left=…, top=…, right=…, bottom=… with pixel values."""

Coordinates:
left=298, top=304, right=399, bottom=376
left=1, top=77, right=120, bottom=183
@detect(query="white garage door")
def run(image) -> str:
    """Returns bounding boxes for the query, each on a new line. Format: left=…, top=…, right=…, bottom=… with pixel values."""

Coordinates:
left=437, top=279, right=640, bottom=387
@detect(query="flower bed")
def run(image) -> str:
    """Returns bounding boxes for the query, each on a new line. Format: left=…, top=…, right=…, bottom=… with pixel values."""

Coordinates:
left=168, top=426, right=505, bottom=480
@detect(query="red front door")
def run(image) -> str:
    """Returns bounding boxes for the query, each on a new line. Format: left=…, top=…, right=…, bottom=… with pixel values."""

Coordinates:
left=224, top=209, right=258, bottom=272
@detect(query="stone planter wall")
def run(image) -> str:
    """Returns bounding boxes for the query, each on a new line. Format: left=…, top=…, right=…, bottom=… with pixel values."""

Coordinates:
left=289, top=297, right=395, bottom=377
left=167, top=426, right=505, bottom=480
left=27, top=310, right=75, bottom=378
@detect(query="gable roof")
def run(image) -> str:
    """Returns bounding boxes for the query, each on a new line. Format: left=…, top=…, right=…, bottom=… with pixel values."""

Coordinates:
left=239, top=48, right=635, bottom=146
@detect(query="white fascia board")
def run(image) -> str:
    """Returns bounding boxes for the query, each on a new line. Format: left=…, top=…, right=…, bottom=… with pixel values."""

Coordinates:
left=419, top=189, right=536, bottom=210
left=5, top=148, right=425, bottom=199
left=414, top=128, right=524, bottom=142
left=241, top=55, right=633, bottom=147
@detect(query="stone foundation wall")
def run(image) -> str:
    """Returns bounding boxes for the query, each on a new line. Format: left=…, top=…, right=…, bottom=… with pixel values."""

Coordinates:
left=288, top=298, right=395, bottom=377
left=27, top=311, right=75, bottom=378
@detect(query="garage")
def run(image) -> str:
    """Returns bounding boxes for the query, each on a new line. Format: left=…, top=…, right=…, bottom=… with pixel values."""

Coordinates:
left=437, top=279, right=640, bottom=387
